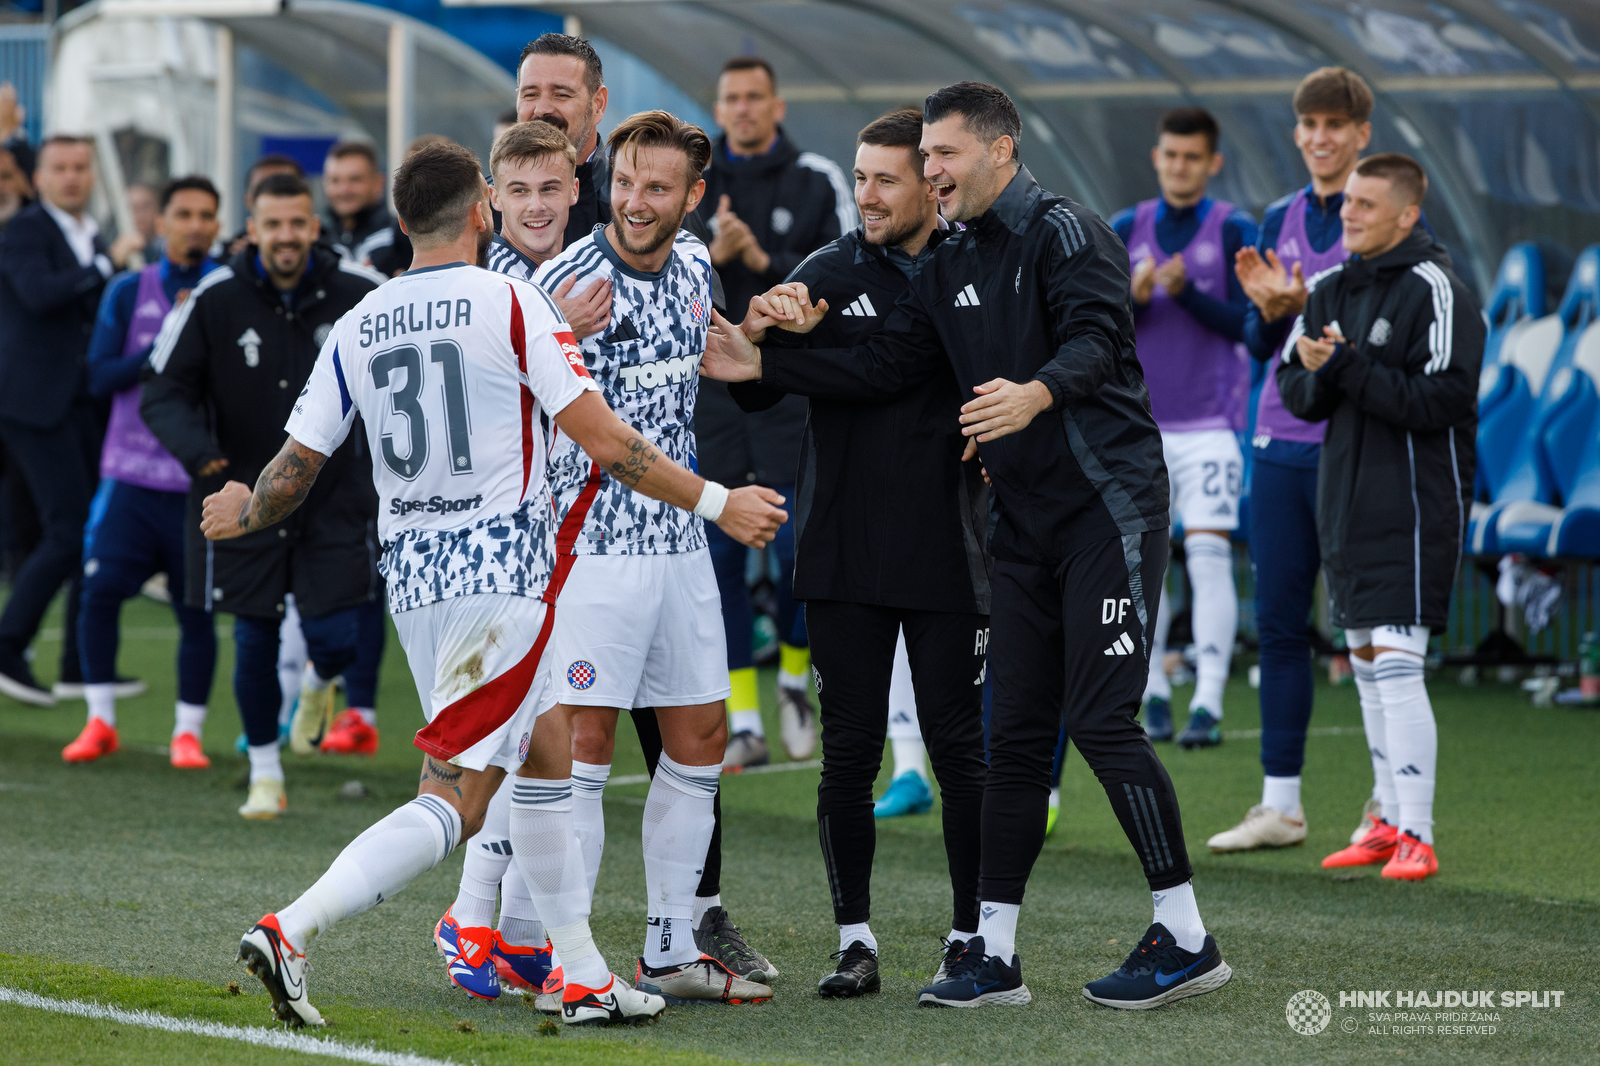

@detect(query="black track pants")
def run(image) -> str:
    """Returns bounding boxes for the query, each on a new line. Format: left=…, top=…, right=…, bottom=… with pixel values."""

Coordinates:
left=983, top=529, right=1193, bottom=901
left=631, top=708, right=722, bottom=897
left=808, top=601, right=989, bottom=932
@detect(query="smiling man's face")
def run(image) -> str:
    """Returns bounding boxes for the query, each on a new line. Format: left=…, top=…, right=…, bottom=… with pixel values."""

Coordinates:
left=492, top=153, right=578, bottom=264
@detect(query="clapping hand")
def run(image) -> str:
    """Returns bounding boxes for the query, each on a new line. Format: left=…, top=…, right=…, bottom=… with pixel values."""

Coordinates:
left=1235, top=246, right=1307, bottom=322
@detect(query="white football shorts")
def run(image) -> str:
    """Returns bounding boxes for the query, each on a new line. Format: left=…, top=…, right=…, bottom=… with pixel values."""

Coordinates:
left=549, top=549, right=731, bottom=709
left=395, top=592, right=557, bottom=772
left=1162, top=429, right=1243, bottom=533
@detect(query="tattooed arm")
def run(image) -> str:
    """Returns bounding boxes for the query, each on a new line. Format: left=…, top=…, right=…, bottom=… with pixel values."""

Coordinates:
left=199, top=436, right=329, bottom=540
left=550, top=390, right=786, bottom=549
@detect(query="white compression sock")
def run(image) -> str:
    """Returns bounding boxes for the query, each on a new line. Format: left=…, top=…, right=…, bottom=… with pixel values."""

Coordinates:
left=1143, top=587, right=1173, bottom=703
left=839, top=921, right=877, bottom=953
left=1153, top=881, right=1207, bottom=953
left=301, top=661, right=334, bottom=693
left=693, top=893, right=720, bottom=926
left=497, top=867, right=544, bottom=948
left=173, top=701, right=206, bottom=738
left=976, top=901, right=1020, bottom=964
left=1374, top=649, right=1437, bottom=846
left=247, top=742, right=283, bottom=785
left=571, top=761, right=610, bottom=902
left=641, top=753, right=720, bottom=968
left=1261, top=775, right=1302, bottom=817
left=728, top=709, right=764, bottom=737
left=887, top=632, right=927, bottom=781
left=1350, top=653, right=1399, bottom=825
left=509, top=777, right=607, bottom=989
left=352, top=708, right=377, bottom=727
left=85, top=684, right=115, bottom=727
left=277, top=598, right=306, bottom=730
left=1185, top=532, right=1236, bottom=719
left=275, top=795, right=460, bottom=950
left=454, top=777, right=514, bottom=929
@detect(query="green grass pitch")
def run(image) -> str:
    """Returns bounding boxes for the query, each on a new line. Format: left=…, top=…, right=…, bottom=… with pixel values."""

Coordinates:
left=0, top=592, right=1594, bottom=1064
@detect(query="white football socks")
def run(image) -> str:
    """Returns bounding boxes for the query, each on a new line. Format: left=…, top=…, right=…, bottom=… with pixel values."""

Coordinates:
left=1374, top=649, right=1437, bottom=845
left=496, top=873, right=544, bottom=949
left=728, top=709, right=765, bottom=737
left=975, top=901, right=1020, bottom=964
left=641, top=753, right=720, bottom=968
left=891, top=738, right=928, bottom=784
left=887, top=632, right=928, bottom=782
left=301, top=661, right=334, bottom=694
left=509, top=776, right=606, bottom=989
left=247, top=742, right=283, bottom=785
left=1350, top=653, right=1399, bottom=825
left=454, top=778, right=513, bottom=929
left=1185, top=532, right=1236, bottom=719
left=839, top=921, right=877, bottom=953
left=1261, top=775, right=1302, bottom=817
left=1143, top=587, right=1173, bottom=703
left=85, top=683, right=115, bottom=727
left=173, top=701, right=207, bottom=739
left=1153, top=881, right=1207, bottom=953
left=571, top=760, right=610, bottom=901
left=276, top=795, right=460, bottom=950
left=693, top=893, right=721, bottom=926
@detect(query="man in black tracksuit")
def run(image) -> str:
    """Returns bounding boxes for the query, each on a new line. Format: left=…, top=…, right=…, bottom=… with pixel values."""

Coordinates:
left=730, top=109, right=990, bottom=996
left=1278, top=155, right=1480, bottom=882
left=703, top=83, right=1230, bottom=1010
left=142, top=173, right=383, bottom=817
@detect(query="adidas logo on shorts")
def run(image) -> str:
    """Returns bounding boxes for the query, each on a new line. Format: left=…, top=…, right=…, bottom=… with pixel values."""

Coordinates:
left=1103, top=632, right=1135, bottom=656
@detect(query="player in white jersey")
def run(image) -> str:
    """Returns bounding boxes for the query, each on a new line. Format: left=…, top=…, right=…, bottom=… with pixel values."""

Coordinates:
left=531, top=111, right=785, bottom=1007
left=205, top=143, right=783, bottom=1028
left=431, top=119, right=624, bottom=1000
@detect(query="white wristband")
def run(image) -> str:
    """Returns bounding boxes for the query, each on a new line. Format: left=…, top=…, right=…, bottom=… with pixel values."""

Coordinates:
left=693, top=480, right=729, bottom=521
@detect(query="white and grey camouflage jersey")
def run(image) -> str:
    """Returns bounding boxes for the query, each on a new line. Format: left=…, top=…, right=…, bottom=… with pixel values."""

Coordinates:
left=485, top=234, right=540, bottom=282
left=536, top=225, right=712, bottom=555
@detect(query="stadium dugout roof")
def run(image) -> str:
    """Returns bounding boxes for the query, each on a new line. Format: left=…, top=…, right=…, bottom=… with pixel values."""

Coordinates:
left=60, top=0, right=515, bottom=229
left=451, top=0, right=1600, bottom=293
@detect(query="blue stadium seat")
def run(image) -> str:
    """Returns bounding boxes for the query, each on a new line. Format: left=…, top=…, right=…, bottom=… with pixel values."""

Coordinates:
left=1494, top=323, right=1600, bottom=554
left=1469, top=246, right=1600, bottom=554
left=1474, top=244, right=1548, bottom=505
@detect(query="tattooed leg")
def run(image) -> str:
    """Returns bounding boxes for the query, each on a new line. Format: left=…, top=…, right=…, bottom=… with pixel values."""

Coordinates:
left=415, top=756, right=505, bottom=840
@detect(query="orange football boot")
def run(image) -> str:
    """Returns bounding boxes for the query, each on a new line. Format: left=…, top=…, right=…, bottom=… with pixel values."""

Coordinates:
left=1321, top=818, right=1399, bottom=868
left=319, top=709, right=379, bottom=755
left=62, top=718, right=119, bottom=763
left=1381, top=832, right=1438, bottom=881
left=169, top=731, right=211, bottom=769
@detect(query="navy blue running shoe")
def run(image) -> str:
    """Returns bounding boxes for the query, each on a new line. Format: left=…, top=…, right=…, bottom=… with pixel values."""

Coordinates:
left=1082, top=923, right=1231, bottom=1009
left=1178, top=708, right=1222, bottom=749
left=917, top=936, right=1031, bottom=1007
left=1143, top=696, right=1173, bottom=741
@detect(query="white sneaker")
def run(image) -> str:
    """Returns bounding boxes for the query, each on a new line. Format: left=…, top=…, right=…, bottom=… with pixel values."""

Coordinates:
left=1206, top=804, right=1306, bottom=852
left=722, top=729, right=769, bottom=769
left=777, top=686, right=816, bottom=760
left=239, top=778, right=287, bottom=819
left=289, top=683, right=334, bottom=755
left=562, top=973, right=666, bottom=1025
left=1350, top=796, right=1382, bottom=845
left=238, top=916, right=322, bottom=1027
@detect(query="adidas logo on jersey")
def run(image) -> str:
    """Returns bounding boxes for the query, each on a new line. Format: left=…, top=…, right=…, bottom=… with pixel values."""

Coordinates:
left=619, top=353, right=699, bottom=391
left=841, top=293, right=878, bottom=317
left=135, top=298, right=166, bottom=320
left=954, top=283, right=981, bottom=307
left=1103, top=632, right=1135, bottom=656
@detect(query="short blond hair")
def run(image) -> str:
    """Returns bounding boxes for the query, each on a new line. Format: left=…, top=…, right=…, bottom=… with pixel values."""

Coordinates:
left=490, top=120, right=578, bottom=185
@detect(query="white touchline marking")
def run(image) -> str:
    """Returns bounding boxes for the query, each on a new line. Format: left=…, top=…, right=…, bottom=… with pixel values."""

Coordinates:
left=609, top=758, right=822, bottom=788
left=0, top=987, right=459, bottom=1066
left=1221, top=726, right=1361, bottom=741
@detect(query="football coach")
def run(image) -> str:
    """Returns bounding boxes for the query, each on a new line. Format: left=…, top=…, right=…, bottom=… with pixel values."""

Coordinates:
left=702, top=81, right=1230, bottom=1011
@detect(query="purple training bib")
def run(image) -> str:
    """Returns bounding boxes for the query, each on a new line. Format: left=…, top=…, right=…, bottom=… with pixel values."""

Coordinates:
left=1127, top=197, right=1248, bottom=432
left=1253, top=188, right=1348, bottom=444
left=100, top=263, right=191, bottom=493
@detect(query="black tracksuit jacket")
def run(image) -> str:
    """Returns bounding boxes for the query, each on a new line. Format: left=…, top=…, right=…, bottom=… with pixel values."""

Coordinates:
left=693, top=130, right=853, bottom=488
left=731, top=226, right=991, bottom=614
left=141, top=246, right=384, bottom=620
left=1278, top=230, right=1481, bottom=631
left=758, top=166, right=1169, bottom=567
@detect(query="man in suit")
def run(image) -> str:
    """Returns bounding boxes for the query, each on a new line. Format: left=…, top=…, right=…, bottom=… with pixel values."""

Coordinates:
left=0, top=135, right=143, bottom=704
